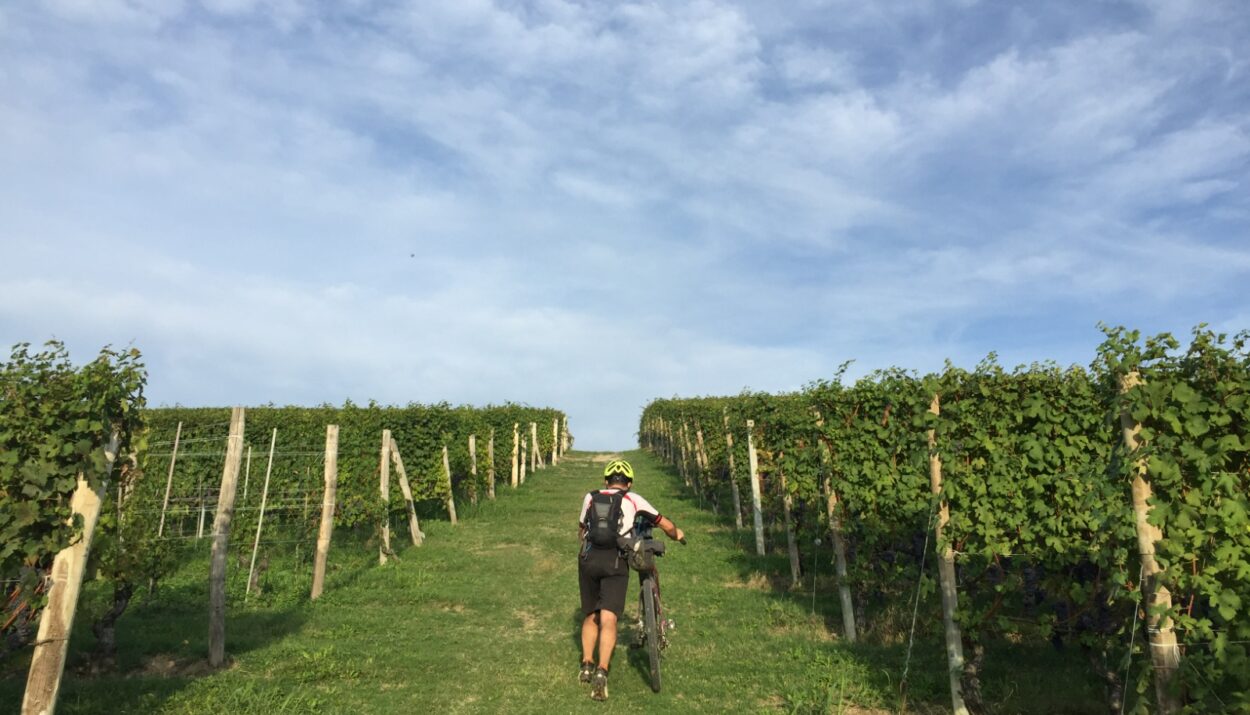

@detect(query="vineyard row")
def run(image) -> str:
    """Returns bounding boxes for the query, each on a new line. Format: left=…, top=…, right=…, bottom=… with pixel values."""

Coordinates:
left=639, top=326, right=1249, bottom=715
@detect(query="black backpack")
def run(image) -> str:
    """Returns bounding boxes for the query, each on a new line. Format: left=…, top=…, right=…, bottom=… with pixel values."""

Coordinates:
left=584, top=490, right=625, bottom=549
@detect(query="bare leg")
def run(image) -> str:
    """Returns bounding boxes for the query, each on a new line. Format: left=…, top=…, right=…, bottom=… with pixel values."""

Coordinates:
left=581, top=612, right=599, bottom=663
left=597, top=610, right=618, bottom=670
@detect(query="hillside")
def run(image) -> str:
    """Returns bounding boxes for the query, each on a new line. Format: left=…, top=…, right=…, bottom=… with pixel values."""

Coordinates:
left=2, top=451, right=1102, bottom=713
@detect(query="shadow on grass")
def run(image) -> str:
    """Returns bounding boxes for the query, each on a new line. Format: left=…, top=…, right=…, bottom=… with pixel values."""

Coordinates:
left=565, top=580, right=659, bottom=693
left=0, top=531, right=389, bottom=715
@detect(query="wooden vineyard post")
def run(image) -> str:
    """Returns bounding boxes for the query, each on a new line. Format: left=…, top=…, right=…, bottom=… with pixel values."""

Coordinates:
left=814, top=412, right=856, bottom=643
left=487, top=429, right=496, bottom=500
left=209, top=407, right=245, bottom=668
left=379, top=430, right=392, bottom=565
left=1120, top=371, right=1182, bottom=712
left=684, top=421, right=700, bottom=495
left=389, top=442, right=424, bottom=546
left=929, top=395, right=969, bottom=715
left=695, top=424, right=708, bottom=476
left=695, top=422, right=710, bottom=503
left=310, top=424, right=338, bottom=601
left=511, top=423, right=520, bottom=488
left=520, top=439, right=528, bottom=485
left=441, top=444, right=459, bottom=525
left=551, top=418, right=559, bottom=466
left=746, top=419, right=766, bottom=557
left=197, top=482, right=207, bottom=539
left=157, top=421, right=182, bottom=537
left=691, top=422, right=703, bottom=472
left=676, top=423, right=690, bottom=486
left=724, top=410, right=744, bottom=530
left=468, top=434, right=479, bottom=506
left=22, top=433, right=120, bottom=715
left=530, top=422, right=540, bottom=471
left=247, top=429, right=277, bottom=598
left=561, top=416, right=569, bottom=455
left=779, top=461, right=801, bottom=586
left=243, top=445, right=252, bottom=503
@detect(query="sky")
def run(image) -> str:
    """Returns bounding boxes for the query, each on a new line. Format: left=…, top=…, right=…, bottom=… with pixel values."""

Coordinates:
left=1, top=0, right=1248, bottom=450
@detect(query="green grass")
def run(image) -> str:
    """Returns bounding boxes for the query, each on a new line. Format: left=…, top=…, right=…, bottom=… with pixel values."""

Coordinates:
left=1, top=450, right=1108, bottom=713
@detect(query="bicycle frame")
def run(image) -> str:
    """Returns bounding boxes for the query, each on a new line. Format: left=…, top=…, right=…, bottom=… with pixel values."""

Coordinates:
left=634, top=537, right=668, bottom=692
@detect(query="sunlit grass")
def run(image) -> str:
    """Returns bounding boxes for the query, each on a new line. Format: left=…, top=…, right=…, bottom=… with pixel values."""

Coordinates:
left=1, top=451, right=1104, bottom=713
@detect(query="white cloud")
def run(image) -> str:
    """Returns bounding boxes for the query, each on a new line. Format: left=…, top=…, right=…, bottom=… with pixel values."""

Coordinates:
left=44, top=0, right=184, bottom=28
left=774, top=44, right=857, bottom=90
left=1, top=0, right=1248, bottom=447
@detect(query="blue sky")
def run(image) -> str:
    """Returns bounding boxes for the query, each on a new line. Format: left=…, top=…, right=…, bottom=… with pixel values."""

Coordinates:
left=1, top=0, right=1247, bottom=450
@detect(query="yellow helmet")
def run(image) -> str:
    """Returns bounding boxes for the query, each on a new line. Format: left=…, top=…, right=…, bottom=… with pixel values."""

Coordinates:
left=602, top=459, right=634, bottom=481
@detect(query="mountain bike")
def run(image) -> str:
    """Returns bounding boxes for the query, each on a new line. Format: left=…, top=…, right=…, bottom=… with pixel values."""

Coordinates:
left=630, top=535, right=686, bottom=693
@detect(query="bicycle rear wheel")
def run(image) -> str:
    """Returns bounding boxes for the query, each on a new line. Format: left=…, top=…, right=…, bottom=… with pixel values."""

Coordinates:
left=642, top=577, right=662, bottom=692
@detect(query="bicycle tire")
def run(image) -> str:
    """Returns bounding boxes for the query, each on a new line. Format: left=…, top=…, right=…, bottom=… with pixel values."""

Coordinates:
left=642, top=577, right=662, bottom=692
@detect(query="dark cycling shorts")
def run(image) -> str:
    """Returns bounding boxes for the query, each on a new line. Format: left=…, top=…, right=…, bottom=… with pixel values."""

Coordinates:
left=578, top=547, right=628, bottom=616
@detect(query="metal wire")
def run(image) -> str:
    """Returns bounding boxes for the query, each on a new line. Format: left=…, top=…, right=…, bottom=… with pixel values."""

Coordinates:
left=1121, top=564, right=1145, bottom=715
left=901, top=498, right=939, bottom=691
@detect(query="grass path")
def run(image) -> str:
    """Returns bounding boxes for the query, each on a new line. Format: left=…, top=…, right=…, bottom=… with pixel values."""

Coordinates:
left=2, top=450, right=1102, bottom=713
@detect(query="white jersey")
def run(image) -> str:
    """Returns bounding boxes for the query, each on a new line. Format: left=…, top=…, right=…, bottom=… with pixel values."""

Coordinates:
left=578, top=488, right=661, bottom=537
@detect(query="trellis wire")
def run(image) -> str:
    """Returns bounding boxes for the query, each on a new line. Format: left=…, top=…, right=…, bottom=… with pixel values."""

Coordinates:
left=1121, top=563, right=1144, bottom=715
left=901, top=497, right=939, bottom=693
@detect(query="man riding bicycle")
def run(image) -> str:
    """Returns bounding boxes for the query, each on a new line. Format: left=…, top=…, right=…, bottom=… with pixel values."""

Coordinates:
left=577, top=458, right=684, bottom=701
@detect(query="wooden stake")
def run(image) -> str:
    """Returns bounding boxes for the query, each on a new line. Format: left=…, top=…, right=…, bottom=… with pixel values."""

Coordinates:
left=724, top=410, right=744, bottom=530
left=22, top=433, right=120, bottom=715
left=746, top=419, right=766, bottom=557
left=530, top=422, right=540, bottom=471
left=520, top=439, right=528, bottom=485
left=1120, top=371, right=1183, bottom=712
left=695, top=424, right=708, bottom=475
left=442, top=444, right=458, bottom=525
left=390, top=442, right=424, bottom=546
left=243, top=445, right=252, bottom=503
left=780, top=462, right=801, bottom=586
left=695, top=423, right=709, bottom=499
left=813, top=412, right=856, bottom=643
left=379, top=430, right=392, bottom=565
left=551, top=418, right=559, bottom=466
left=468, top=434, right=479, bottom=506
left=677, top=423, right=691, bottom=486
left=487, top=429, right=496, bottom=500
left=687, top=422, right=703, bottom=498
left=929, top=395, right=969, bottom=715
left=157, top=421, right=182, bottom=538
left=662, top=417, right=669, bottom=458
left=561, top=416, right=569, bottom=455
left=197, top=483, right=206, bottom=539
left=209, top=407, right=246, bottom=668
left=247, top=429, right=277, bottom=598
left=310, top=424, right=338, bottom=601
left=511, top=423, right=520, bottom=488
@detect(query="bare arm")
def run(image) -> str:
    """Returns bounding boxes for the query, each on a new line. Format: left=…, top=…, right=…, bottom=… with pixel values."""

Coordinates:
left=655, top=516, right=685, bottom=542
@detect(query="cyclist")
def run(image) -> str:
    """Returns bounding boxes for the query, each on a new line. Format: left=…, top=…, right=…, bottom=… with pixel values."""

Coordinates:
left=577, top=458, right=684, bottom=701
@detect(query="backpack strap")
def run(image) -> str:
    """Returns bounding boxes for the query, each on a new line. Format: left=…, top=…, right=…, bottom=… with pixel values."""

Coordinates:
left=582, top=490, right=599, bottom=528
